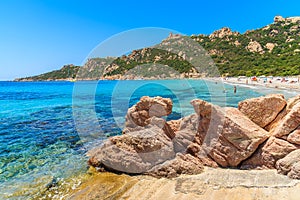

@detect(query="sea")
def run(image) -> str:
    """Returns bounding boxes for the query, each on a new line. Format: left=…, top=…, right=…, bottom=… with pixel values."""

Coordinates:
left=0, top=80, right=297, bottom=199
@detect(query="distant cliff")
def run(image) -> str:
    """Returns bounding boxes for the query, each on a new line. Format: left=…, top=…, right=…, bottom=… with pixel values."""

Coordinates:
left=15, top=16, right=300, bottom=81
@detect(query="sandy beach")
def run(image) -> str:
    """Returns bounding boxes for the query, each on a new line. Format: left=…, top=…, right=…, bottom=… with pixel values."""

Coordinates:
left=67, top=167, right=300, bottom=200
left=222, top=77, right=300, bottom=91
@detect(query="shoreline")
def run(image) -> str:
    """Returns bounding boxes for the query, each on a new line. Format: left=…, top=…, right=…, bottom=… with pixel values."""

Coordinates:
left=222, top=77, right=300, bottom=92
left=10, top=77, right=300, bottom=92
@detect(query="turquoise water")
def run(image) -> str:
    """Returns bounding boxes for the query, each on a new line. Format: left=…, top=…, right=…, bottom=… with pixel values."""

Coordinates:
left=0, top=80, right=297, bottom=199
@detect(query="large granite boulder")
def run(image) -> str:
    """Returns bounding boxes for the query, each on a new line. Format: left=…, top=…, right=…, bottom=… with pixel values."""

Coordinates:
left=276, top=149, right=300, bottom=179
left=172, top=114, right=199, bottom=153
left=272, top=101, right=300, bottom=138
left=286, top=95, right=300, bottom=112
left=265, top=95, right=300, bottom=132
left=88, top=117, right=175, bottom=174
left=191, top=99, right=269, bottom=167
left=123, top=96, right=172, bottom=133
left=146, top=153, right=204, bottom=178
left=287, top=128, right=300, bottom=145
left=88, top=94, right=300, bottom=179
left=241, top=137, right=298, bottom=169
left=238, top=94, right=286, bottom=128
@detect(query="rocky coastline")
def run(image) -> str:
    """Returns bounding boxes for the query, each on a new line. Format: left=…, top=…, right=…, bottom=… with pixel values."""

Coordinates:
left=88, top=94, right=300, bottom=179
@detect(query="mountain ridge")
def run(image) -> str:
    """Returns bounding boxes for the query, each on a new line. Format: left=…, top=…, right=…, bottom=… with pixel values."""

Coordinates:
left=15, top=16, right=300, bottom=81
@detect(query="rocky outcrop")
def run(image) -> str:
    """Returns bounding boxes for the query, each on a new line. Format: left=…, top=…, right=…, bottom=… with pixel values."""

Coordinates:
left=191, top=99, right=269, bottom=167
left=246, top=40, right=265, bottom=54
left=274, top=16, right=300, bottom=24
left=209, top=27, right=239, bottom=39
left=274, top=16, right=285, bottom=23
left=271, top=101, right=300, bottom=138
left=241, top=137, right=298, bottom=169
left=88, top=94, right=300, bottom=179
left=88, top=118, right=175, bottom=174
left=147, top=153, right=204, bottom=178
left=265, top=43, right=277, bottom=52
left=123, top=96, right=173, bottom=133
left=287, top=128, right=300, bottom=145
left=238, top=94, right=286, bottom=128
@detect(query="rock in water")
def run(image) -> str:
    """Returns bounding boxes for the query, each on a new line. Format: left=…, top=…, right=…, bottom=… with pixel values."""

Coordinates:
left=238, top=94, right=286, bottom=128
left=191, top=99, right=269, bottom=167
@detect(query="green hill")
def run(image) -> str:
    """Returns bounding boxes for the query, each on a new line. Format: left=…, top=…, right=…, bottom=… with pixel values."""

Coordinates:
left=15, top=16, right=300, bottom=81
left=192, top=16, right=300, bottom=76
left=15, top=64, right=80, bottom=81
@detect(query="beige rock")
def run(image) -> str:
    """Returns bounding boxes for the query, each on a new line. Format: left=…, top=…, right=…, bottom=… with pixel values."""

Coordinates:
left=191, top=99, right=269, bottom=167
left=147, top=153, right=204, bottom=178
left=266, top=95, right=300, bottom=132
left=294, top=49, right=300, bottom=53
left=124, top=96, right=172, bottom=132
left=286, top=17, right=300, bottom=23
left=265, top=108, right=287, bottom=132
left=289, top=24, right=299, bottom=32
left=274, top=16, right=285, bottom=23
left=209, top=27, right=239, bottom=39
left=167, top=119, right=181, bottom=133
left=241, top=137, right=298, bottom=169
left=269, top=29, right=279, bottom=37
left=276, top=149, right=300, bottom=179
left=172, top=114, right=199, bottom=153
left=88, top=119, right=175, bottom=174
left=238, top=94, right=286, bottom=128
left=246, top=41, right=265, bottom=54
left=233, top=40, right=241, bottom=46
left=265, top=43, right=277, bottom=52
left=287, top=128, right=300, bottom=145
left=272, top=102, right=300, bottom=138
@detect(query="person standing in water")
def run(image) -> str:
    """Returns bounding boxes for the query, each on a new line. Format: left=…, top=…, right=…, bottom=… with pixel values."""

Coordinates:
left=234, top=86, right=237, bottom=93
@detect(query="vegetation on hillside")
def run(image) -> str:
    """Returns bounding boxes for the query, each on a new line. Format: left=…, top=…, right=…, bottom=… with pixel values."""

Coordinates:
left=15, top=16, right=300, bottom=81
left=15, top=65, right=80, bottom=81
left=191, top=19, right=300, bottom=76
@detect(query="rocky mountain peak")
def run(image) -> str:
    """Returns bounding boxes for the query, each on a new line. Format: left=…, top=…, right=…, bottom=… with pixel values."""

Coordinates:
left=274, top=15, right=300, bottom=24
left=209, top=27, right=240, bottom=39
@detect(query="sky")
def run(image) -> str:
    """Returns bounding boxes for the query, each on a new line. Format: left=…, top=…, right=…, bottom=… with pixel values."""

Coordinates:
left=0, top=0, right=299, bottom=80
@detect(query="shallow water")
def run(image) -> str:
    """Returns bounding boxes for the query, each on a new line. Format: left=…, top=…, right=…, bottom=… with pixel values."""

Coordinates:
left=0, top=80, right=295, bottom=199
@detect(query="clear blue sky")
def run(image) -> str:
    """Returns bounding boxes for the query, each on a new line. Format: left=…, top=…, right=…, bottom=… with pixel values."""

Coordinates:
left=0, top=0, right=299, bottom=80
